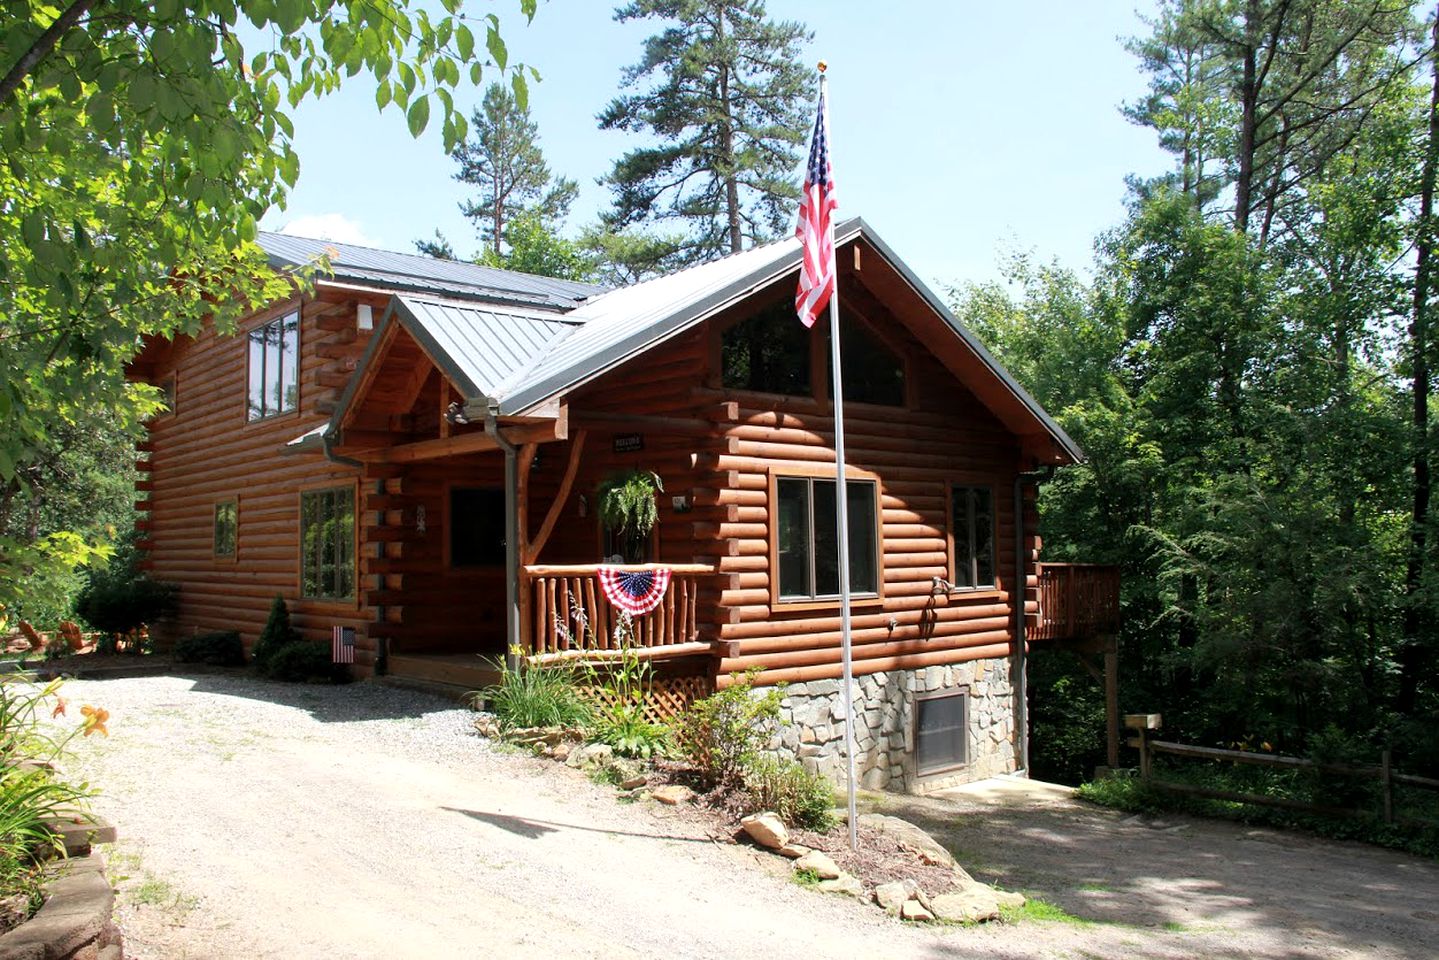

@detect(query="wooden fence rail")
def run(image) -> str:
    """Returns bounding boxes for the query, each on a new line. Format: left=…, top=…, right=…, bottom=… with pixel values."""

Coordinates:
left=524, top=563, right=714, bottom=657
left=1126, top=714, right=1439, bottom=829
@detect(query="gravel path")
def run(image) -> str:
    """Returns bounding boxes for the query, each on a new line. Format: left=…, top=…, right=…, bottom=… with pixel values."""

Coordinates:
left=48, top=674, right=1439, bottom=960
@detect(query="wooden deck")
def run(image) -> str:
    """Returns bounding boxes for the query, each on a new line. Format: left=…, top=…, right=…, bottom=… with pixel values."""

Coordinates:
left=1031, top=563, right=1121, bottom=645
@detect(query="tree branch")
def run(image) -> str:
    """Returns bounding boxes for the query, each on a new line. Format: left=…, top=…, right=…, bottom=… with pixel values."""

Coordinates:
left=0, top=0, right=103, bottom=106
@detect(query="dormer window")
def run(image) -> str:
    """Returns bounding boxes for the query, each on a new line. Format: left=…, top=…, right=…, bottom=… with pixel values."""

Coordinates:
left=247, top=311, right=299, bottom=421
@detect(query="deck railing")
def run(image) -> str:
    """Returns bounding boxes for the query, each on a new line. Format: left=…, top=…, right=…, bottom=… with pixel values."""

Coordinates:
left=1032, top=562, right=1122, bottom=642
left=523, top=563, right=715, bottom=658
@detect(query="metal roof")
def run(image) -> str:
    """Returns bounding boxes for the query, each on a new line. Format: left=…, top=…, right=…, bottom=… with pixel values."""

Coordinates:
left=258, top=232, right=603, bottom=311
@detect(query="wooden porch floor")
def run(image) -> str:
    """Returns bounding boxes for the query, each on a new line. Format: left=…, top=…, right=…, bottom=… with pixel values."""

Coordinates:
left=384, top=653, right=500, bottom=698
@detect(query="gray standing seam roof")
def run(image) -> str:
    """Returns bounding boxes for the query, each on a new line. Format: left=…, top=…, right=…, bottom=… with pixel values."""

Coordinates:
left=258, top=232, right=604, bottom=310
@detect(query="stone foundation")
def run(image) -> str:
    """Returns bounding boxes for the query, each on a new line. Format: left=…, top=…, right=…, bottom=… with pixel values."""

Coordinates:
left=768, top=658, right=1016, bottom=793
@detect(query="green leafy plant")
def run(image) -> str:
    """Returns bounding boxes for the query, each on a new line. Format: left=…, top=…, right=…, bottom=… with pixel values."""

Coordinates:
left=476, top=654, right=592, bottom=731
left=173, top=631, right=245, bottom=667
left=595, top=470, right=663, bottom=562
left=584, top=615, right=670, bottom=759
left=250, top=596, right=300, bottom=675
left=674, top=669, right=783, bottom=788
left=257, top=642, right=337, bottom=684
left=742, top=754, right=836, bottom=830
left=73, top=551, right=176, bottom=643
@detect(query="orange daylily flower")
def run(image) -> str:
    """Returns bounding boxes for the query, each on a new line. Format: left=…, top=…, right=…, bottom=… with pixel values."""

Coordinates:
left=51, top=698, right=67, bottom=718
left=80, top=705, right=110, bottom=738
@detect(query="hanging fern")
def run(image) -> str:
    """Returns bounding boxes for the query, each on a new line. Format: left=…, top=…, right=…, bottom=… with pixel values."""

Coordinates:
left=596, top=470, right=664, bottom=562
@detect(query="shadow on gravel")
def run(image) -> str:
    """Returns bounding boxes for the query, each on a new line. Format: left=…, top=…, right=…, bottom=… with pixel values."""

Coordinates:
left=442, top=807, right=714, bottom=845
left=173, top=673, right=463, bottom=723
left=872, top=788, right=1439, bottom=960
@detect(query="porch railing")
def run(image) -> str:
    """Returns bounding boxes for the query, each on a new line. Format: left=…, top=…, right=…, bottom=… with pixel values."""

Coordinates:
left=523, top=563, right=716, bottom=658
left=1032, top=562, right=1122, bottom=642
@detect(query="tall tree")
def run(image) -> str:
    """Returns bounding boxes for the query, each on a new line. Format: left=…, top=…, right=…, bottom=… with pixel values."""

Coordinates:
left=440, top=82, right=578, bottom=259
left=598, top=0, right=813, bottom=261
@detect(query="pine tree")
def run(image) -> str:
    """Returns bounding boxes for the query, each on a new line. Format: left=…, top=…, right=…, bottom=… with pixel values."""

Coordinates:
left=598, top=0, right=813, bottom=262
left=252, top=594, right=300, bottom=674
left=427, top=82, right=578, bottom=260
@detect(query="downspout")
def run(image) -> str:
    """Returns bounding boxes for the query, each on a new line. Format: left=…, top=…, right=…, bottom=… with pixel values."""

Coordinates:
left=1012, top=464, right=1055, bottom=777
left=485, top=403, right=521, bottom=673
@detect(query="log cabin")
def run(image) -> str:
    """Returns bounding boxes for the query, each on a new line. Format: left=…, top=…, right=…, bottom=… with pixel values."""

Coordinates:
left=127, top=217, right=1121, bottom=792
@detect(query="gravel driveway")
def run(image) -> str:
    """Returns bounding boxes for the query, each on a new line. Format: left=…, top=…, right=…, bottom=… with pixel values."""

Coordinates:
left=50, top=674, right=1439, bottom=960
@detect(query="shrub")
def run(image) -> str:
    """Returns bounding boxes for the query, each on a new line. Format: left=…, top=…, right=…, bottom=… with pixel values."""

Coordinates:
left=674, top=670, right=783, bottom=788
left=477, top=658, right=592, bottom=731
left=173, top=631, right=245, bottom=667
left=260, top=642, right=338, bottom=683
left=585, top=629, right=669, bottom=759
left=73, top=564, right=176, bottom=640
left=743, top=754, right=836, bottom=830
left=251, top=595, right=300, bottom=674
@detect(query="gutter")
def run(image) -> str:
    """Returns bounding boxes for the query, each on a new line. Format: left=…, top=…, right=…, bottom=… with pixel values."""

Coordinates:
left=1013, top=464, right=1056, bottom=777
left=485, top=403, right=522, bottom=672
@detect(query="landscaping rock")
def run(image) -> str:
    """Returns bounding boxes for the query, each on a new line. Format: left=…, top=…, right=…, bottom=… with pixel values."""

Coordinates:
left=776, top=843, right=811, bottom=859
left=618, top=774, right=648, bottom=790
left=551, top=742, right=573, bottom=762
left=874, top=879, right=929, bottom=915
left=473, top=714, right=501, bottom=738
left=900, top=899, right=935, bottom=922
left=793, top=850, right=841, bottom=881
left=565, top=743, right=613, bottom=769
left=818, top=873, right=865, bottom=898
left=993, top=889, right=1027, bottom=909
left=739, top=812, right=789, bottom=851
left=930, top=885, right=1001, bottom=923
left=651, top=784, right=694, bottom=805
left=856, top=813, right=969, bottom=877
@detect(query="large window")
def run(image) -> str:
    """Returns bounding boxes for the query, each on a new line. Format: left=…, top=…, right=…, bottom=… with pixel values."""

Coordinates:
left=450, top=487, right=506, bottom=568
left=722, top=302, right=812, bottom=396
left=775, top=475, right=878, bottom=601
left=247, top=311, right=299, bottom=421
left=836, top=319, right=905, bottom=407
left=300, top=486, right=355, bottom=601
left=950, top=485, right=995, bottom=589
left=213, top=499, right=237, bottom=559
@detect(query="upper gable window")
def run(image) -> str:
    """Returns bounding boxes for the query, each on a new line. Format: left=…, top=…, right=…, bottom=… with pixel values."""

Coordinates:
left=721, top=301, right=811, bottom=397
left=837, top=319, right=905, bottom=407
left=247, top=312, right=299, bottom=421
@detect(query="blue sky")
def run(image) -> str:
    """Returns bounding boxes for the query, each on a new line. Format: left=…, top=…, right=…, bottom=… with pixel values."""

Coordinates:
left=259, top=1, right=1171, bottom=290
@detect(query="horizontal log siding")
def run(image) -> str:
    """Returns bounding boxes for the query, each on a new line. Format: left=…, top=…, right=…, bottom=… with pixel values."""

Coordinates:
left=140, top=295, right=379, bottom=672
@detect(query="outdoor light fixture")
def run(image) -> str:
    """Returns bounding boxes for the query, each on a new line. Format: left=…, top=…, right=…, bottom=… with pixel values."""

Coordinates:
left=356, top=303, right=373, bottom=331
left=445, top=401, right=469, bottom=426
left=671, top=494, right=691, bottom=513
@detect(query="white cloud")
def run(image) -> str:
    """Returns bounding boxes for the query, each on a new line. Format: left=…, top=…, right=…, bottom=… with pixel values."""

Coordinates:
left=277, top=213, right=374, bottom=247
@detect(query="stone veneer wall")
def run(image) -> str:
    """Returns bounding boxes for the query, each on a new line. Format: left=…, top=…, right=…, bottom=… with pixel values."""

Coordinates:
left=768, top=657, right=1016, bottom=793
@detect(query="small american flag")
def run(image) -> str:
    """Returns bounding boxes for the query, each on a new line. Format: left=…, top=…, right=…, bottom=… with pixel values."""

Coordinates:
left=795, top=80, right=837, bottom=328
left=332, top=625, right=355, bottom=664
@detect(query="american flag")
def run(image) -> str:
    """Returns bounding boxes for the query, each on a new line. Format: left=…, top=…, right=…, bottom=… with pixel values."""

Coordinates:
left=795, top=81, right=837, bottom=328
left=332, top=625, right=355, bottom=665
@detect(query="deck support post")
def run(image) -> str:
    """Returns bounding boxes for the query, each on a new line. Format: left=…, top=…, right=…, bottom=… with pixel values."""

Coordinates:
left=487, top=406, right=521, bottom=672
left=1104, top=636, right=1120, bottom=769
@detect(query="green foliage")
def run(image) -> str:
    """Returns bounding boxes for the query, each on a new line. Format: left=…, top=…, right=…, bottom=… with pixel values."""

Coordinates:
left=598, top=0, right=814, bottom=261
left=999, top=897, right=1094, bottom=926
left=72, top=544, right=177, bottom=639
left=595, top=470, right=663, bottom=563
left=250, top=596, right=300, bottom=675
left=791, top=867, right=821, bottom=887
left=259, top=642, right=339, bottom=684
left=478, top=659, right=592, bottom=731
left=478, top=211, right=596, bottom=282
left=586, top=633, right=670, bottom=759
left=173, top=631, right=245, bottom=668
left=742, top=754, right=835, bottom=830
left=674, top=670, right=782, bottom=788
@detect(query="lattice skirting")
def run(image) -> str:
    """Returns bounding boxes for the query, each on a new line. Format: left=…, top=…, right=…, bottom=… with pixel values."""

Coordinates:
left=582, top=674, right=710, bottom=725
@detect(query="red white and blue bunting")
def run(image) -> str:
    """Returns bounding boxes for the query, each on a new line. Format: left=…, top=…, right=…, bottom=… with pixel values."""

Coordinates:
left=597, top=565, right=672, bottom=617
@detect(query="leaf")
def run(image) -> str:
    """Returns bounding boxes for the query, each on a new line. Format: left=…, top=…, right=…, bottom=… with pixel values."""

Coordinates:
left=21, top=213, right=44, bottom=249
left=375, top=79, right=391, bottom=111
left=407, top=96, right=430, bottom=137
left=455, top=24, right=474, bottom=61
left=511, top=70, right=528, bottom=113
left=486, top=26, right=507, bottom=71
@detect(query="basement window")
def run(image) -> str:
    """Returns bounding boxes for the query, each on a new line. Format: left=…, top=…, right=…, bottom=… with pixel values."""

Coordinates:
left=914, top=691, right=969, bottom=776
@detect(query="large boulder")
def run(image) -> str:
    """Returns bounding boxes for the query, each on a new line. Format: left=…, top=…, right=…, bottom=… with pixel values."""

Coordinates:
left=856, top=813, right=970, bottom=879
left=874, top=878, right=928, bottom=915
left=739, top=812, right=789, bottom=851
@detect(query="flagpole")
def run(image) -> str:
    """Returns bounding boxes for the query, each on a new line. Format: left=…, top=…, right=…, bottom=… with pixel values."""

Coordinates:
left=817, top=66, right=860, bottom=853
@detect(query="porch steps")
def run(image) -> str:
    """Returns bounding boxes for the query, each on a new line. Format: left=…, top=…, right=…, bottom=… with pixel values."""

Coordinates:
left=382, top=653, right=501, bottom=701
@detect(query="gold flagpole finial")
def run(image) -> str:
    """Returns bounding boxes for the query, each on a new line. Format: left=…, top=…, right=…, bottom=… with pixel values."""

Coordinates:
left=817, top=60, right=827, bottom=73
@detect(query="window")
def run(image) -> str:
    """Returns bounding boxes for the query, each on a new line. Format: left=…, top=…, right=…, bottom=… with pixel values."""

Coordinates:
left=213, top=500, right=237, bottom=559
left=835, top=319, right=905, bottom=407
left=450, top=487, right=506, bottom=568
left=247, top=311, right=299, bottom=421
left=775, top=476, right=878, bottom=600
left=721, top=301, right=812, bottom=396
left=950, top=485, right=996, bottom=589
left=300, top=486, right=355, bottom=600
left=914, top=692, right=969, bottom=775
